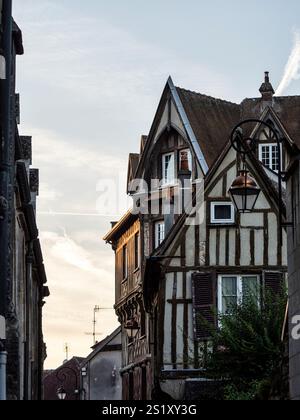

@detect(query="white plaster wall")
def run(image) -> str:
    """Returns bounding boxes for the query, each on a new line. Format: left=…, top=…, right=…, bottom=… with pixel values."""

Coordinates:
left=219, top=230, right=226, bottom=266
left=255, top=193, right=271, bottom=210
left=209, top=230, right=217, bottom=266
left=209, top=179, right=223, bottom=197
left=240, top=213, right=264, bottom=227
left=185, top=226, right=195, bottom=266
left=229, top=229, right=236, bottom=265
left=255, top=230, right=264, bottom=265
left=240, top=229, right=251, bottom=266
left=176, top=304, right=184, bottom=365
left=268, top=213, right=278, bottom=265
left=154, top=103, right=168, bottom=142
left=163, top=273, right=174, bottom=366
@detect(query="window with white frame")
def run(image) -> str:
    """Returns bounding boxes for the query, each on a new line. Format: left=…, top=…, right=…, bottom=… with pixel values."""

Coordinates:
left=259, top=144, right=281, bottom=172
left=155, top=221, right=165, bottom=248
left=162, top=153, right=175, bottom=185
left=211, top=202, right=235, bottom=224
left=218, top=275, right=260, bottom=315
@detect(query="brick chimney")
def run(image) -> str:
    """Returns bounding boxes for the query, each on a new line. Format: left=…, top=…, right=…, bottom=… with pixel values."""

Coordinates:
left=259, top=71, right=275, bottom=102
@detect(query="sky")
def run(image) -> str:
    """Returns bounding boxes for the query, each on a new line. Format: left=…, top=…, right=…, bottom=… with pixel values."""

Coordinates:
left=12, top=0, right=300, bottom=368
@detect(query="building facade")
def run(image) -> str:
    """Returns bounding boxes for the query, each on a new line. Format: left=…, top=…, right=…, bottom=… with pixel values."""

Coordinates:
left=138, top=75, right=290, bottom=399
left=0, top=7, right=49, bottom=400
left=286, top=147, right=300, bottom=400
left=104, top=209, right=152, bottom=400
left=81, top=327, right=122, bottom=400
left=43, top=357, right=84, bottom=401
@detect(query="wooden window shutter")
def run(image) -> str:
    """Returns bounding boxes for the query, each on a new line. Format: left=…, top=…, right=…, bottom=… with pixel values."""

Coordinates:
left=192, top=272, right=215, bottom=340
left=263, top=271, right=284, bottom=296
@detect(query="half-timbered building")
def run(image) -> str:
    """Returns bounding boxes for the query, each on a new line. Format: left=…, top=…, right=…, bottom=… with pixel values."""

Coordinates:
left=105, top=72, right=300, bottom=400
left=104, top=202, right=152, bottom=400
left=140, top=73, right=295, bottom=399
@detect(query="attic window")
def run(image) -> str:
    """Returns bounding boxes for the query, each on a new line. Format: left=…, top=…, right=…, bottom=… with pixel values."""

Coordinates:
left=259, top=144, right=281, bottom=172
left=179, top=149, right=192, bottom=172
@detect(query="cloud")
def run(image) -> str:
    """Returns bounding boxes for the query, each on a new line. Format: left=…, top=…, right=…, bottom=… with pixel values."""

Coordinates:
left=41, top=231, right=107, bottom=278
left=40, top=229, right=118, bottom=367
left=39, top=182, right=63, bottom=201
left=276, top=30, right=300, bottom=96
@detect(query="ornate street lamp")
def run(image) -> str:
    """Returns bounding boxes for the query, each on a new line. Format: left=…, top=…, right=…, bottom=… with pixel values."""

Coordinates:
left=57, top=386, right=67, bottom=400
left=229, top=170, right=261, bottom=213
left=229, top=119, right=292, bottom=244
left=124, top=318, right=139, bottom=340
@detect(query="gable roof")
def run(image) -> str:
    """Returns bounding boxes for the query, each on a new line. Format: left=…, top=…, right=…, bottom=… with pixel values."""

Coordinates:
left=127, top=153, right=140, bottom=194
left=176, top=87, right=241, bottom=168
left=241, top=96, right=300, bottom=148
left=103, top=210, right=138, bottom=243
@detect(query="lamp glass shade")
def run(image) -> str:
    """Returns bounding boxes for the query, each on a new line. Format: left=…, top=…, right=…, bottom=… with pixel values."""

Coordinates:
left=125, top=319, right=139, bottom=339
left=57, top=387, right=67, bottom=400
left=229, top=171, right=261, bottom=213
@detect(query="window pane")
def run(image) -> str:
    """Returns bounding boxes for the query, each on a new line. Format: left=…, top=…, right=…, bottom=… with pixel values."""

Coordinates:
left=222, top=277, right=237, bottom=314
left=215, top=205, right=232, bottom=220
left=242, top=276, right=259, bottom=300
left=123, top=246, right=128, bottom=279
left=163, top=153, right=175, bottom=184
left=155, top=222, right=165, bottom=248
left=261, top=146, right=270, bottom=167
left=222, top=277, right=237, bottom=295
left=271, top=145, right=279, bottom=171
left=134, top=233, right=140, bottom=269
left=223, top=296, right=237, bottom=314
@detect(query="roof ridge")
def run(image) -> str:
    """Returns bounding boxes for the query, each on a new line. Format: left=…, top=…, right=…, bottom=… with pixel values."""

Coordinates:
left=176, top=86, right=240, bottom=107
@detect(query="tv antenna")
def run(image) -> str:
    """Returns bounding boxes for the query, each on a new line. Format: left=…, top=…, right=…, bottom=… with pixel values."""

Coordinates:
left=85, top=305, right=113, bottom=345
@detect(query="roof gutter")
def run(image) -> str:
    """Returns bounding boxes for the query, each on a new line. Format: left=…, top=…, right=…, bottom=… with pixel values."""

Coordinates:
left=167, top=76, right=209, bottom=175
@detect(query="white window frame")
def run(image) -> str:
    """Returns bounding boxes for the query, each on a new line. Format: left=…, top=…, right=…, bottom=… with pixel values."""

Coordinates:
left=162, top=152, right=175, bottom=186
left=211, top=202, right=235, bottom=224
left=258, top=143, right=282, bottom=172
left=155, top=221, right=165, bottom=248
left=217, top=275, right=260, bottom=315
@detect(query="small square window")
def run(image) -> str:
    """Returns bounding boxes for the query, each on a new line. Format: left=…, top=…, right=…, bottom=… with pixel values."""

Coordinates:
left=211, top=202, right=234, bottom=224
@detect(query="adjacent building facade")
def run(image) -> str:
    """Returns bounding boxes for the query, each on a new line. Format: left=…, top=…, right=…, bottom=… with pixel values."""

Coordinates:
left=104, top=211, right=152, bottom=400
left=43, top=357, right=84, bottom=401
left=81, top=327, right=122, bottom=400
left=286, top=147, right=300, bottom=400
left=0, top=8, right=49, bottom=400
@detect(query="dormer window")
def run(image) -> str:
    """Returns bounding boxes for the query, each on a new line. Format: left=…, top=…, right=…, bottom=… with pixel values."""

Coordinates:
left=259, top=144, right=281, bottom=172
left=162, top=153, right=175, bottom=186
left=258, top=124, right=282, bottom=173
